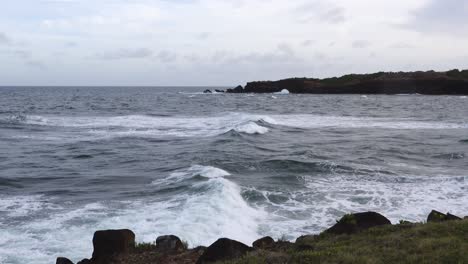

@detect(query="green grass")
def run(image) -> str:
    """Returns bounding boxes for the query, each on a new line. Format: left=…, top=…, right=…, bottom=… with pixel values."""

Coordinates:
left=225, top=220, right=468, bottom=264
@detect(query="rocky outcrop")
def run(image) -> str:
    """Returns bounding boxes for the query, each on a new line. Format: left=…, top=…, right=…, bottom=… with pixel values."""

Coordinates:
left=56, top=257, right=74, bottom=264
left=196, top=238, right=252, bottom=264
left=227, top=69, right=468, bottom=95
left=156, top=235, right=186, bottom=252
left=427, top=210, right=462, bottom=222
left=325, top=212, right=392, bottom=235
left=91, top=229, right=135, bottom=263
left=252, top=236, right=275, bottom=249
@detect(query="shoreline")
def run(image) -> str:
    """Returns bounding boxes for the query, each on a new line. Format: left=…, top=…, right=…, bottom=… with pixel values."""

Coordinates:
left=57, top=210, right=467, bottom=264
left=220, top=69, right=468, bottom=95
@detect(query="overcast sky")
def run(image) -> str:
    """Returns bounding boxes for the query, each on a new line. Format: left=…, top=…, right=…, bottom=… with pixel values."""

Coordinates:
left=1, top=0, right=467, bottom=86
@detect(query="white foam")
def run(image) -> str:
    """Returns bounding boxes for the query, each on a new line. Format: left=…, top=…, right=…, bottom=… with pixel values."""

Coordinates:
left=275, top=89, right=290, bottom=95
left=9, top=113, right=276, bottom=141
left=268, top=114, right=468, bottom=130
left=249, top=174, right=468, bottom=241
left=0, top=166, right=265, bottom=264
left=234, top=122, right=269, bottom=134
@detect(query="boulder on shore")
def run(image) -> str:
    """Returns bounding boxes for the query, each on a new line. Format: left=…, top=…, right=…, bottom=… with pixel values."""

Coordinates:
left=427, top=210, right=462, bottom=222
left=196, top=238, right=252, bottom=264
left=252, top=236, right=275, bottom=249
left=156, top=235, right=186, bottom=252
left=92, top=229, right=135, bottom=263
left=325, top=212, right=392, bottom=235
left=56, top=257, right=74, bottom=264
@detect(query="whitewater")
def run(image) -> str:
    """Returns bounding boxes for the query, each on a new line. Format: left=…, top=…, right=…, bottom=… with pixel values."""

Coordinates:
left=0, top=87, right=467, bottom=264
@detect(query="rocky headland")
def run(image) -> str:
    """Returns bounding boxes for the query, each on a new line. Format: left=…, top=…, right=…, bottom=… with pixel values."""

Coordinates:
left=224, top=69, right=468, bottom=95
left=57, top=210, right=467, bottom=264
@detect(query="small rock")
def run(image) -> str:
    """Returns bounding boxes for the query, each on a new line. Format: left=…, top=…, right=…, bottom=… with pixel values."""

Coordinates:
left=92, top=229, right=135, bottom=263
left=446, top=213, right=462, bottom=221
left=252, top=236, right=274, bottom=249
left=196, top=238, right=252, bottom=264
left=156, top=235, right=186, bottom=252
left=215, top=89, right=225, bottom=93
left=427, top=210, right=462, bottom=222
left=56, top=257, right=74, bottom=264
left=203, top=89, right=212, bottom=93
left=325, top=212, right=391, bottom=235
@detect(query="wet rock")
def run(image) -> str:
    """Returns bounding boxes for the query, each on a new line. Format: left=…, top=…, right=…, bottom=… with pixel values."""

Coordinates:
left=156, top=235, right=186, bottom=252
left=252, top=236, right=274, bottom=249
left=196, top=238, right=252, bottom=264
left=226, top=85, right=243, bottom=93
left=215, top=89, right=225, bottom=93
left=326, top=212, right=391, bottom=235
left=203, top=89, right=212, bottom=93
left=56, top=257, right=74, bottom=264
left=427, top=210, right=462, bottom=222
left=76, top=259, right=90, bottom=264
left=92, top=229, right=135, bottom=263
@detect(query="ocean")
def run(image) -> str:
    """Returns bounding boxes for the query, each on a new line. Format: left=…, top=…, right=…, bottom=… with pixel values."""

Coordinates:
left=0, top=87, right=467, bottom=264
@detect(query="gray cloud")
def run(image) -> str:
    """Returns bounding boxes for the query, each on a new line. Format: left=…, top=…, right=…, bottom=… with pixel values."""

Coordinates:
left=0, top=32, right=11, bottom=45
left=405, top=0, right=468, bottom=35
left=94, top=48, right=153, bottom=60
left=157, top=50, right=177, bottom=63
left=294, top=2, right=346, bottom=24
left=352, top=40, right=371, bottom=49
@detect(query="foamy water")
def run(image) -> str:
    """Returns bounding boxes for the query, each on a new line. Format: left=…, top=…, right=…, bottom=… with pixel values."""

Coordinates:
left=1, top=87, right=467, bottom=264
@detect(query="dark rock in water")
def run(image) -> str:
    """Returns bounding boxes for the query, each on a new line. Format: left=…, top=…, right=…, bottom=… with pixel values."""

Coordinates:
left=92, top=229, right=135, bottom=263
left=226, top=85, right=244, bottom=93
left=428, top=210, right=462, bottom=222
left=214, top=89, right=225, bottom=93
left=76, top=259, right=90, bottom=264
left=156, top=235, right=186, bottom=252
left=56, top=257, right=74, bottom=264
left=196, top=238, right=252, bottom=264
left=326, top=212, right=391, bottom=235
left=203, top=89, right=212, bottom=94
left=252, top=236, right=274, bottom=249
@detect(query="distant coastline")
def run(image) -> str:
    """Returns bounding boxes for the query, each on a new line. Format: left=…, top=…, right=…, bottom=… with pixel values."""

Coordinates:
left=224, top=69, right=468, bottom=95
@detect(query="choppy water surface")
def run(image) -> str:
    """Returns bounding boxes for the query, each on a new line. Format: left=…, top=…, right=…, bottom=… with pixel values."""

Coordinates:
left=0, top=87, right=467, bottom=264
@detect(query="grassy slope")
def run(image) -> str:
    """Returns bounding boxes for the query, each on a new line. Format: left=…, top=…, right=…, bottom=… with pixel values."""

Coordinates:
left=226, top=220, right=468, bottom=264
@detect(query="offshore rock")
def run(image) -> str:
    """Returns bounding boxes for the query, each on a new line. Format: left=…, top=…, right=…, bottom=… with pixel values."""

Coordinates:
left=196, top=238, right=252, bottom=264
left=326, top=212, right=392, bottom=235
left=203, top=89, right=212, bottom=93
left=92, top=229, right=135, bottom=263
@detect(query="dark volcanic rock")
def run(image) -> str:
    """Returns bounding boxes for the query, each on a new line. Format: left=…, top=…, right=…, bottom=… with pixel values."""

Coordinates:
left=252, top=236, right=275, bottom=249
left=226, top=85, right=244, bottom=93
left=91, top=229, right=135, bottom=263
left=156, top=235, right=186, bottom=252
left=196, top=238, right=252, bottom=264
left=427, top=210, right=462, bottom=222
left=228, top=70, right=468, bottom=95
left=326, top=212, right=392, bottom=235
left=56, top=257, right=74, bottom=264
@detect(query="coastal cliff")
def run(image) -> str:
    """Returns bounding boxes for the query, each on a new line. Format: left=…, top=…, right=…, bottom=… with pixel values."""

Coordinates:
left=57, top=211, right=467, bottom=264
left=227, top=69, right=468, bottom=95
